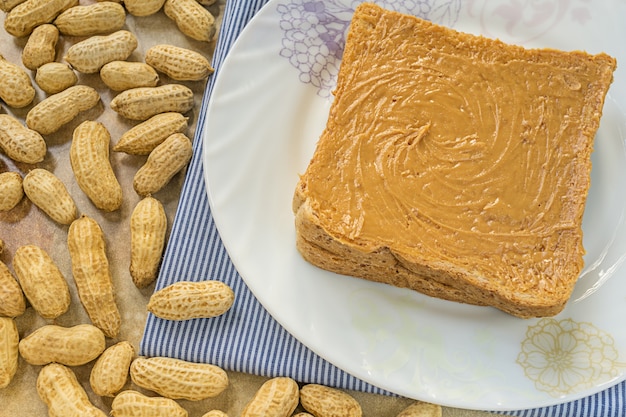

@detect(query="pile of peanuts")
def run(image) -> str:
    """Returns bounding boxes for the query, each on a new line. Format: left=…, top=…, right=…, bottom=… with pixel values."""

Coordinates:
left=0, top=0, right=443, bottom=416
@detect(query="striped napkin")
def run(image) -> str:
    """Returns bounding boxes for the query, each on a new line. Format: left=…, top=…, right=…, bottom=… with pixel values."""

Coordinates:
left=139, top=0, right=626, bottom=415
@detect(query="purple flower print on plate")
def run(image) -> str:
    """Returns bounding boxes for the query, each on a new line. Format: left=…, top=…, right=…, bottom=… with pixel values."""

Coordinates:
left=277, top=0, right=463, bottom=97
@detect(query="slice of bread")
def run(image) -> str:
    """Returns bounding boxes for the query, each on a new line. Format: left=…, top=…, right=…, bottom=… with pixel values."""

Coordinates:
left=292, top=3, right=617, bottom=318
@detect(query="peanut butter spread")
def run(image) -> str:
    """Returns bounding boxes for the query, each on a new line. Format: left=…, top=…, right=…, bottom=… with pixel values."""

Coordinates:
left=299, top=3, right=616, bottom=299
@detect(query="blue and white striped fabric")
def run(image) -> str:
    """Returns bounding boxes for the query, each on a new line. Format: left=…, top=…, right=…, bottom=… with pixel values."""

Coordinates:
left=139, top=0, right=626, bottom=415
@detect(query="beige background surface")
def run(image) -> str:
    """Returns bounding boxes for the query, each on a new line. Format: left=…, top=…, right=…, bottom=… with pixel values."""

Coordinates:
left=0, top=1, right=499, bottom=415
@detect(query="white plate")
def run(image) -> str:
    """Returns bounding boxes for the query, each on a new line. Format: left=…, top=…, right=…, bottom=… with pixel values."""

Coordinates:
left=203, top=0, right=626, bottom=410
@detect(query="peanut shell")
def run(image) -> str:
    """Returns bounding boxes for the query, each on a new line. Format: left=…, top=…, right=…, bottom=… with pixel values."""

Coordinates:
left=0, top=171, right=24, bottom=211
left=300, top=384, right=362, bottom=417
left=100, top=61, right=159, bottom=91
left=147, top=280, right=234, bottom=321
left=133, top=132, right=192, bottom=196
left=0, top=114, right=46, bottom=163
left=130, top=196, right=167, bottom=288
left=21, top=23, right=58, bottom=70
left=90, top=341, right=135, bottom=397
left=145, top=44, right=214, bottom=81
left=23, top=168, right=78, bottom=224
left=113, top=112, right=188, bottom=155
left=111, top=390, right=188, bottom=417
left=0, top=261, right=26, bottom=318
left=26, top=84, right=100, bottom=135
left=37, top=363, right=107, bottom=417
left=54, top=1, right=126, bottom=36
left=13, top=244, right=71, bottom=319
left=4, top=0, right=77, bottom=37
left=0, top=318, right=19, bottom=389
left=123, top=0, right=164, bottom=16
left=130, top=356, right=229, bottom=401
left=35, top=62, right=77, bottom=94
left=110, top=84, right=194, bottom=121
left=19, top=324, right=105, bottom=366
left=0, top=54, right=36, bottom=108
left=64, top=30, right=137, bottom=74
left=396, top=401, right=443, bottom=417
left=241, top=377, right=299, bottom=417
left=70, top=121, right=123, bottom=212
left=163, top=0, right=215, bottom=42
left=67, top=215, right=121, bottom=338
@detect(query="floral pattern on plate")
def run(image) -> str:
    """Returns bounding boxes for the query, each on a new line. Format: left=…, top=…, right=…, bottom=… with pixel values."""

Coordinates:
left=517, top=318, right=626, bottom=396
left=276, top=0, right=462, bottom=97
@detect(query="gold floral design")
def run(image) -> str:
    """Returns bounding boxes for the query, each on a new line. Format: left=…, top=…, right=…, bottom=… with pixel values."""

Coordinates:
left=517, top=318, right=625, bottom=396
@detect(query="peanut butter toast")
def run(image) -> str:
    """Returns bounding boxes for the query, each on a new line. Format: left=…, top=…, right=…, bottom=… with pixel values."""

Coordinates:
left=292, top=3, right=617, bottom=318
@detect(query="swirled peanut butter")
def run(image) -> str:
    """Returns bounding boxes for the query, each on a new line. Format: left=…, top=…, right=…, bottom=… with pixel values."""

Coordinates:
left=295, top=3, right=616, bottom=316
